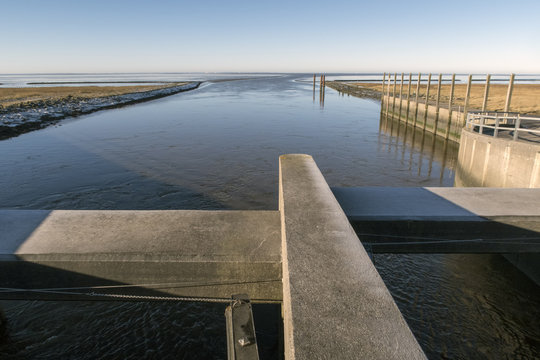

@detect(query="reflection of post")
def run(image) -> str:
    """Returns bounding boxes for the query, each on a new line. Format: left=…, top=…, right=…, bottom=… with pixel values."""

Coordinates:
left=439, top=139, right=450, bottom=185
left=445, top=74, right=456, bottom=139
left=504, top=73, right=515, bottom=113
left=313, top=74, right=316, bottom=102
left=427, top=130, right=437, bottom=177
left=462, top=74, right=472, bottom=126
left=423, top=73, right=432, bottom=131
left=408, top=125, right=417, bottom=171
left=482, top=74, right=491, bottom=112
left=433, top=74, right=442, bottom=136
left=413, top=73, right=421, bottom=127
left=417, top=128, right=428, bottom=175
left=405, top=73, right=412, bottom=125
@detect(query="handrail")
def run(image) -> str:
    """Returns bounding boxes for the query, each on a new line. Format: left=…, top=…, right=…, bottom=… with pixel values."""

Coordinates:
left=466, top=111, right=540, bottom=141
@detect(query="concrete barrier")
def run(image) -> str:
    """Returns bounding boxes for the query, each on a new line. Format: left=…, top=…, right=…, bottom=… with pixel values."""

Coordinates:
left=279, top=154, right=425, bottom=360
left=455, top=128, right=540, bottom=188
left=0, top=210, right=282, bottom=301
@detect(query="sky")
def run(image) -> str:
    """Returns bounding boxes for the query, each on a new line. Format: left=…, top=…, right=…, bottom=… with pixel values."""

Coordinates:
left=1, top=0, right=539, bottom=74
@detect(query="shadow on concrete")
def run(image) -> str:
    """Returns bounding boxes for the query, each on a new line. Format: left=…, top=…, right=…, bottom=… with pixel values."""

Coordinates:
left=332, top=187, right=540, bottom=254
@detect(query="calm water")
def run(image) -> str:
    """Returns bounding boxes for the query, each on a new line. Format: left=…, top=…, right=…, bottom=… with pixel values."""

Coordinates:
left=0, top=75, right=539, bottom=359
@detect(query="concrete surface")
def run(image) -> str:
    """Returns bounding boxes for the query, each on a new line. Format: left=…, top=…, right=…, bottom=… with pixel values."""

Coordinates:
left=0, top=210, right=282, bottom=301
left=455, top=128, right=540, bottom=188
left=333, top=187, right=540, bottom=220
left=333, top=187, right=540, bottom=253
left=279, top=154, right=426, bottom=360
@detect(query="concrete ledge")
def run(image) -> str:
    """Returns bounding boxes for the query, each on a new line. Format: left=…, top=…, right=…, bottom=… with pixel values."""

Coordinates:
left=279, top=155, right=425, bottom=360
left=0, top=210, right=282, bottom=301
left=333, top=187, right=540, bottom=220
left=333, top=187, right=540, bottom=253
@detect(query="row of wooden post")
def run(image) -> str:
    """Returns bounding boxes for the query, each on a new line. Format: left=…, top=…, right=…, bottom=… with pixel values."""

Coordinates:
left=381, top=72, right=516, bottom=138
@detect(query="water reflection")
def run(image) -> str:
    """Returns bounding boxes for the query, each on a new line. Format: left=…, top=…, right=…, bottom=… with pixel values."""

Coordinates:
left=379, top=111, right=458, bottom=185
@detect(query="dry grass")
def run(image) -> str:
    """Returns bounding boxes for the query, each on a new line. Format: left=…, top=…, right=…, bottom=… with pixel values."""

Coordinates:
left=352, top=82, right=540, bottom=116
left=0, top=83, right=187, bottom=107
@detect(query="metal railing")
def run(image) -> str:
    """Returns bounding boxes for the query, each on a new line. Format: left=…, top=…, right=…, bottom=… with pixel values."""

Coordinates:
left=466, top=111, right=540, bottom=141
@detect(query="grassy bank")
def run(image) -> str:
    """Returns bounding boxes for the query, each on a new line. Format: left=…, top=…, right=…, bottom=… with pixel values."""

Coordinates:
left=0, top=82, right=199, bottom=140
left=0, top=83, right=188, bottom=108
left=350, top=82, right=540, bottom=116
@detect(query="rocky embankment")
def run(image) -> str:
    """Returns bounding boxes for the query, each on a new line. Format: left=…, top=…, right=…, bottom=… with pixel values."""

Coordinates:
left=0, top=82, right=200, bottom=140
left=325, top=81, right=381, bottom=100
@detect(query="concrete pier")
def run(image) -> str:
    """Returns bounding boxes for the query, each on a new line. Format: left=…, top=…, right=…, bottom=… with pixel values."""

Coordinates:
left=0, top=210, right=282, bottom=301
left=279, top=155, right=425, bottom=360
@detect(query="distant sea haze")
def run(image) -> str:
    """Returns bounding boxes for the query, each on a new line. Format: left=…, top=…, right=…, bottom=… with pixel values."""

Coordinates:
left=2, top=73, right=540, bottom=88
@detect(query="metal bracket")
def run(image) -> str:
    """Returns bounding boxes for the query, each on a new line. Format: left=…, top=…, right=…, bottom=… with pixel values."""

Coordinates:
left=225, top=294, right=260, bottom=360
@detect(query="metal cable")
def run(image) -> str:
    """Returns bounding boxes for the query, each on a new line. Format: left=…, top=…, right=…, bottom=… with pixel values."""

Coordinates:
left=0, top=279, right=280, bottom=294
left=0, top=278, right=281, bottom=303
left=0, top=287, right=232, bottom=303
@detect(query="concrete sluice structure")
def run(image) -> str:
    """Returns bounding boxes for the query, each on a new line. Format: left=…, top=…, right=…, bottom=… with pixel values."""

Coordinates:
left=2, top=154, right=540, bottom=359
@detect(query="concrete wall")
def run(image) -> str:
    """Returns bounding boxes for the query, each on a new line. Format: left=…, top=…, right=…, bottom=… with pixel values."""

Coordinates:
left=382, top=95, right=464, bottom=143
left=455, top=128, right=540, bottom=188
left=454, top=129, right=540, bottom=285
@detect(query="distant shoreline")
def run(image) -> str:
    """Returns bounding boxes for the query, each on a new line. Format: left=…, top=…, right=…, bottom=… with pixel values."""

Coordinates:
left=0, top=82, right=201, bottom=140
left=27, top=81, right=178, bottom=85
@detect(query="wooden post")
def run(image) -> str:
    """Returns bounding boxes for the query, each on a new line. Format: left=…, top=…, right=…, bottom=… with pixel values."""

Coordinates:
left=319, top=75, right=323, bottom=106
left=385, top=73, right=392, bottom=122
left=398, top=73, right=404, bottom=120
left=413, top=73, right=421, bottom=127
left=462, top=74, right=472, bottom=126
left=380, top=73, right=386, bottom=113
left=445, top=74, right=456, bottom=139
left=406, top=73, right=412, bottom=125
left=423, top=73, right=432, bottom=130
left=434, top=73, right=442, bottom=135
left=482, top=74, right=491, bottom=112
left=381, top=73, right=386, bottom=97
left=391, top=72, right=397, bottom=117
left=313, top=74, right=316, bottom=86
left=504, top=73, right=515, bottom=113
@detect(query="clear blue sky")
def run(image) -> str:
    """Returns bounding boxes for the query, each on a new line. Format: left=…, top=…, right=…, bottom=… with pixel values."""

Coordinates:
left=1, top=0, right=538, bottom=73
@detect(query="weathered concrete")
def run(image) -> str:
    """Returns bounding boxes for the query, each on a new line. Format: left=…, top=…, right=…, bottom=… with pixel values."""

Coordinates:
left=455, top=128, right=540, bottom=188
left=0, top=210, right=282, bottom=301
left=279, top=155, right=425, bottom=360
left=333, top=187, right=540, bottom=253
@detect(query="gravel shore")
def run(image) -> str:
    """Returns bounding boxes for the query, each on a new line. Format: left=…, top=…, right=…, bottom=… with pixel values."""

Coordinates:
left=0, top=82, right=200, bottom=140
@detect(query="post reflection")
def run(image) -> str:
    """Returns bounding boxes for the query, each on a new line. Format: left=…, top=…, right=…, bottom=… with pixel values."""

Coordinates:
left=379, top=111, right=458, bottom=185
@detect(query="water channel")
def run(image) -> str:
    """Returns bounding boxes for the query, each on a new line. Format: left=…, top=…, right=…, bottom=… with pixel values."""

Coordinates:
left=0, top=75, right=539, bottom=359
